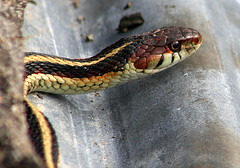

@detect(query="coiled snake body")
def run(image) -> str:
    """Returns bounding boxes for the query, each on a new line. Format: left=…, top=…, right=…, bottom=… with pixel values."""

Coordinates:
left=24, top=26, right=202, bottom=168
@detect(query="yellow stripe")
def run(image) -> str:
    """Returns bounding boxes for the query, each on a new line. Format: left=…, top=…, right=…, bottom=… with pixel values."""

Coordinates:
left=25, top=99, right=56, bottom=168
left=24, top=42, right=132, bottom=66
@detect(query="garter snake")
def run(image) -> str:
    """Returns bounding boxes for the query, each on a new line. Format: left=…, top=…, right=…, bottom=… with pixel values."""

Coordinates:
left=24, top=26, right=202, bottom=168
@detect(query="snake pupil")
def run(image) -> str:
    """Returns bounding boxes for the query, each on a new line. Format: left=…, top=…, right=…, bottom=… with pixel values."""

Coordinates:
left=170, top=41, right=181, bottom=51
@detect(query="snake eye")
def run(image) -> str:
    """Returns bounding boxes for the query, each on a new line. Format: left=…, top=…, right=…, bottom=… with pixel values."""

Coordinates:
left=170, top=41, right=181, bottom=51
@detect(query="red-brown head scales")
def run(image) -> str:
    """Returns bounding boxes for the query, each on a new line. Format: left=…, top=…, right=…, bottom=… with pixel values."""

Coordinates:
left=130, top=26, right=202, bottom=72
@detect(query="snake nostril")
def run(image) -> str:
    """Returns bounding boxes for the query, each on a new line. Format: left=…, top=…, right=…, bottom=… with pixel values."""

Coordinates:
left=192, top=38, right=200, bottom=44
left=195, top=32, right=202, bottom=44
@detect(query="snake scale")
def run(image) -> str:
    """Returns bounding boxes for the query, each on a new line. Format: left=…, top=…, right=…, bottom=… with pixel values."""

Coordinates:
left=24, top=26, right=202, bottom=168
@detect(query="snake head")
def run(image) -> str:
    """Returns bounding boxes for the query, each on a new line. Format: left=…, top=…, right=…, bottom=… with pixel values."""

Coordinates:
left=130, top=26, right=202, bottom=73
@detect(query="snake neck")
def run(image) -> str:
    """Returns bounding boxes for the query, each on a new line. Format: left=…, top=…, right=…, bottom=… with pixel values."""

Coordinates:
left=24, top=37, right=144, bottom=95
left=23, top=59, right=147, bottom=95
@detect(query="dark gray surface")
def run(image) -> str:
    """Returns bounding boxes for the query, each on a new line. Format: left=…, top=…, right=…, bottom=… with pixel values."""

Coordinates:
left=23, top=0, right=240, bottom=167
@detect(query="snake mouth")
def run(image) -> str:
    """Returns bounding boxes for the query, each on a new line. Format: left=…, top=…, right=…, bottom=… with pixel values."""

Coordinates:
left=179, top=35, right=202, bottom=60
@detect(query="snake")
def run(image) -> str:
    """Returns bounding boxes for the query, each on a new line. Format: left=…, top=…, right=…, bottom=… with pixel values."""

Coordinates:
left=24, top=26, right=202, bottom=168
